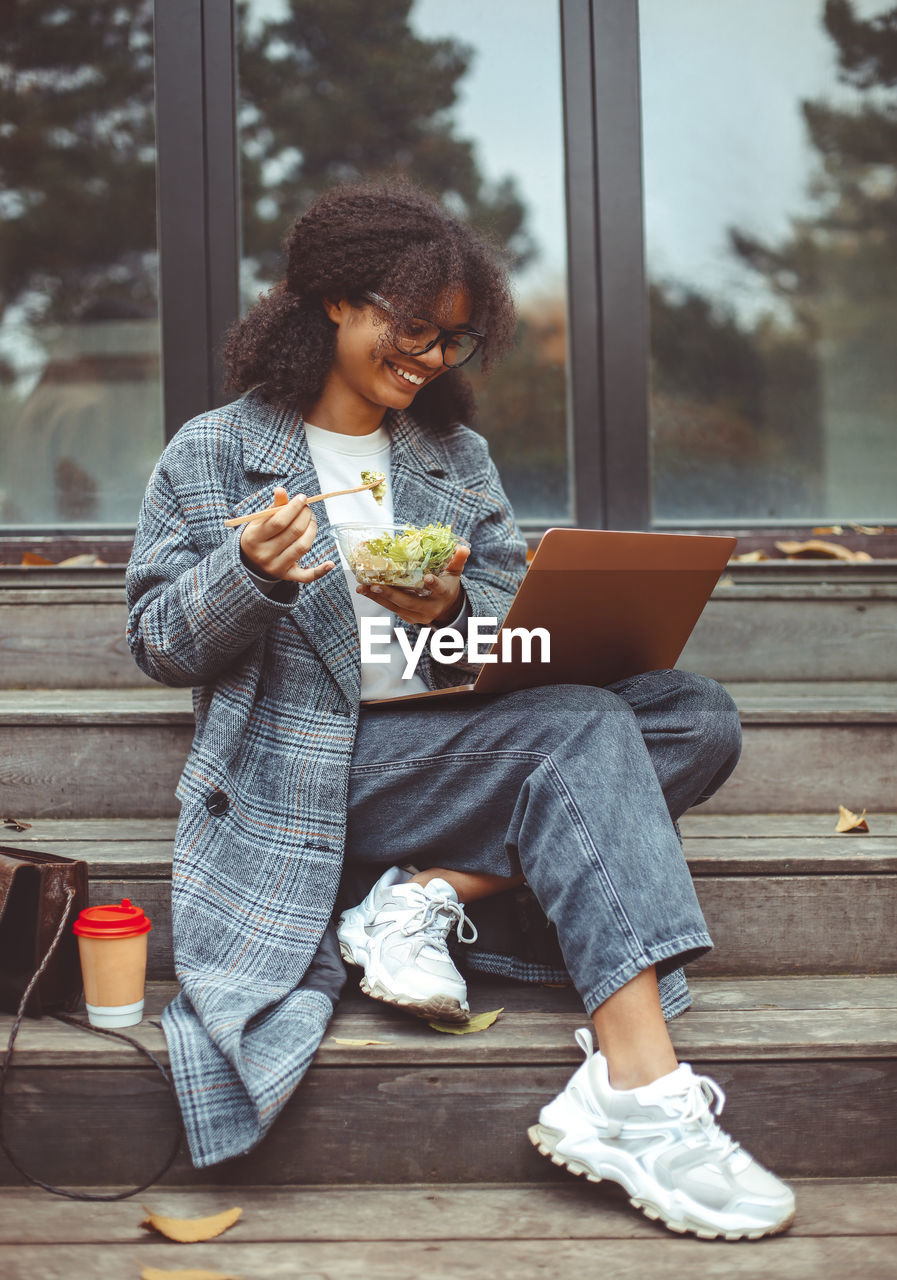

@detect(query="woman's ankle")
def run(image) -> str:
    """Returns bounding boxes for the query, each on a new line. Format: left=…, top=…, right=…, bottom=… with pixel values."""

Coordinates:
left=409, top=868, right=525, bottom=902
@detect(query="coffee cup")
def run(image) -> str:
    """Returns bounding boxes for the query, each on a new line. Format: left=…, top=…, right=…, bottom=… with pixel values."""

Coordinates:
left=73, top=898, right=152, bottom=1027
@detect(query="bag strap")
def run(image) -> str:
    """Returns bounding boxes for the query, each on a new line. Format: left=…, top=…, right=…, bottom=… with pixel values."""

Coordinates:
left=0, top=887, right=185, bottom=1200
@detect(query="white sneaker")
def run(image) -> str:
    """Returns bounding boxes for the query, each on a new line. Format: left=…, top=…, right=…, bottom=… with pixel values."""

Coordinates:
left=529, top=1027, right=796, bottom=1241
left=336, top=867, right=478, bottom=1023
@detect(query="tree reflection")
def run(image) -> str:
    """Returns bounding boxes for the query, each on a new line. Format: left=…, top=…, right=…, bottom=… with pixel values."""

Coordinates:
left=651, top=0, right=897, bottom=522
left=1, top=0, right=567, bottom=525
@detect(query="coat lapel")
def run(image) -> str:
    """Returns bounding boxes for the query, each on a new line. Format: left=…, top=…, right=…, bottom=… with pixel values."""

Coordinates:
left=386, top=409, right=458, bottom=528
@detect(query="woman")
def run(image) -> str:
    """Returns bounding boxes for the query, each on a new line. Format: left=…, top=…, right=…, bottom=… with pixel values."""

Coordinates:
left=127, top=182, right=794, bottom=1240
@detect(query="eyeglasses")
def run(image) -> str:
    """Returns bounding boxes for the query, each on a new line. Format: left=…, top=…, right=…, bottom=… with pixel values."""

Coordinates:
left=362, top=291, right=484, bottom=368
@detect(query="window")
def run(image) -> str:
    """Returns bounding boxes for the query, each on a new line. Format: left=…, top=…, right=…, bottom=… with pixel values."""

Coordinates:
left=236, top=0, right=571, bottom=522
left=640, top=0, right=897, bottom=523
left=0, top=2, right=163, bottom=529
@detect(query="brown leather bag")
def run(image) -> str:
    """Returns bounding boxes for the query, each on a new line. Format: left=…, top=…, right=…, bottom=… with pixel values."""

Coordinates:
left=0, top=843, right=185, bottom=1199
left=0, top=846, right=89, bottom=1017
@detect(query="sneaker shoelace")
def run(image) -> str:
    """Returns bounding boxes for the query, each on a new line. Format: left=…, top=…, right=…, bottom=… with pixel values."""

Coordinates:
left=598, top=1070, right=741, bottom=1163
left=400, top=890, right=479, bottom=947
left=674, top=1074, right=742, bottom=1162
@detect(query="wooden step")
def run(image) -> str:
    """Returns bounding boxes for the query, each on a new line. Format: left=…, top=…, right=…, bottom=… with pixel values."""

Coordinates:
left=1, top=682, right=895, bottom=817
left=1, top=1181, right=895, bottom=1280
left=4, top=815, right=895, bottom=980
left=3, top=562, right=897, bottom=687
left=1, top=975, right=894, bottom=1186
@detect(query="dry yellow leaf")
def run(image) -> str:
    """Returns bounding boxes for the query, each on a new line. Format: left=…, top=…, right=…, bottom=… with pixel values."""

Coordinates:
left=331, top=1037, right=392, bottom=1046
left=141, top=1206, right=242, bottom=1243
left=428, top=1008, right=503, bottom=1035
left=140, top=1270, right=242, bottom=1280
left=835, top=805, right=870, bottom=834
left=728, top=550, right=769, bottom=563
left=848, top=523, right=885, bottom=535
left=775, top=539, right=872, bottom=562
left=813, top=525, right=843, bottom=535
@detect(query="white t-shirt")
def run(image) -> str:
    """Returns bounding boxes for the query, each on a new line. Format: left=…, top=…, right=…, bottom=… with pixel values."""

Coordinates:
left=241, top=422, right=470, bottom=700
left=302, top=422, right=430, bottom=699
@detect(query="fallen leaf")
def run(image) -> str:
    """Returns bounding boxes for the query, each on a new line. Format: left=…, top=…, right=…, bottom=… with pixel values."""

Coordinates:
left=812, top=525, right=843, bottom=535
left=848, top=523, right=885, bottom=535
left=140, top=1269, right=242, bottom=1280
left=141, top=1206, right=242, bottom=1243
left=775, top=539, right=873, bottom=562
left=428, top=1008, right=503, bottom=1035
left=56, top=552, right=107, bottom=567
left=20, top=550, right=107, bottom=567
left=728, top=550, right=769, bottom=563
left=835, top=805, right=870, bottom=834
left=1, top=815, right=32, bottom=831
left=331, top=1037, right=392, bottom=1046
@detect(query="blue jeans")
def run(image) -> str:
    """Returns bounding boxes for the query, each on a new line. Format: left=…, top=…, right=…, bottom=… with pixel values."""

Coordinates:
left=343, top=670, right=741, bottom=1015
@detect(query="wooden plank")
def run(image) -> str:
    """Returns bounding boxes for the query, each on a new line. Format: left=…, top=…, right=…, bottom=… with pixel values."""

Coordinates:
left=6, top=596, right=896, bottom=685
left=82, top=869, right=897, bottom=980
left=4, top=1236, right=897, bottom=1280
left=0, top=1180, right=894, bottom=1244
left=0, top=590, right=127, bottom=604
left=2, top=692, right=895, bottom=817
left=689, top=976, right=897, bottom=1011
left=725, top=681, right=897, bottom=721
left=0, top=603, right=151, bottom=689
left=4, top=728, right=895, bottom=821
left=686, top=837, right=897, bottom=875
left=0, top=687, right=192, bottom=724
left=6, top=815, right=897, bottom=875
left=0, top=818, right=178, bottom=841
left=682, top=597, right=897, bottom=681
left=12, top=835, right=893, bottom=879
left=1, top=1059, right=894, bottom=1185
left=3, top=683, right=896, bottom=723
left=0, top=725, right=189, bottom=818
left=691, top=874, right=897, bottom=974
left=3, top=979, right=894, bottom=1068
left=680, top=813, right=897, bottom=837
left=700, top=724, right=897, bottom=814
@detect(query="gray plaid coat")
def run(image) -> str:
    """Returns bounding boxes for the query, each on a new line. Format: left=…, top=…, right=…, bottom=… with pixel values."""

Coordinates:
left=126, top=389, right=529, bottom=1167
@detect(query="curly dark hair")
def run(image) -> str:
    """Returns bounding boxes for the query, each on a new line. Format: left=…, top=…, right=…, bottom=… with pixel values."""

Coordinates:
left=223, top=182, right=516, bottom=428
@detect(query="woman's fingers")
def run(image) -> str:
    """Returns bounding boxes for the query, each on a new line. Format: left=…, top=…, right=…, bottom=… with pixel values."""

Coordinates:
left=289, top=559, right=336, bottom=584
left=240, top=491, right=337, bottom=581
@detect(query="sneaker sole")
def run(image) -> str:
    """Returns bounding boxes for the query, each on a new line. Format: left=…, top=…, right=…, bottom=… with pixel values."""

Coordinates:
left=360, top=975, right=470, bottom=1024
left=338, top=936, right=470, bottom=1024
left=527, top=1123, right=796, bottom=1242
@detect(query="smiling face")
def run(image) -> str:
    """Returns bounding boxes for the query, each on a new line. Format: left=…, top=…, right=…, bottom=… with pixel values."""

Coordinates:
left=310, top=286, right=472, bottom=434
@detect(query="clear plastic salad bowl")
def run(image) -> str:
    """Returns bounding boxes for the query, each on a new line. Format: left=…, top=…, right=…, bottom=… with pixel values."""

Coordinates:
left=333, top=522, right=460, bottom=594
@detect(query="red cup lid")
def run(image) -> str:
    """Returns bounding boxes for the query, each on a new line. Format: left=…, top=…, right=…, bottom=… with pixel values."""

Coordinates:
left=73, top=898, right=152, bottom=939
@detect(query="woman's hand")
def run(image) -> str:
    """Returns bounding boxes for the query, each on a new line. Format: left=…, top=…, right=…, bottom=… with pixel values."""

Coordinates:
left=355, top=544, right=470, bottom=626
left=239, top=487, right=336, bottom=584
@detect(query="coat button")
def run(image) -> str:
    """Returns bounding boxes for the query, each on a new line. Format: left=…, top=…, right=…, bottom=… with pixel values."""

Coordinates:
left=205, top=790, right=229, bottom=817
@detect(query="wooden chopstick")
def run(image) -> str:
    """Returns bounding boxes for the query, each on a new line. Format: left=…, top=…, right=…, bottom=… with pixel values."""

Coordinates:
left=224, top=480, right=378, bottom=527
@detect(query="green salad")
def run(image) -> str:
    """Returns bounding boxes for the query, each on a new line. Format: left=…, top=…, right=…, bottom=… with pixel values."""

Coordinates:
left=349, top=522, right=458, bottom=588
left=360, top=469, right=387, bottom=505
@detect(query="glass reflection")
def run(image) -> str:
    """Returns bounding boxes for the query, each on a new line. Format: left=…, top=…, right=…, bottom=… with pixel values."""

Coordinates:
left=641, top=0, right=897, bottom=522
left=0, top=2, right=162, bottom=527
left=236, top=0, right=569, bottom=521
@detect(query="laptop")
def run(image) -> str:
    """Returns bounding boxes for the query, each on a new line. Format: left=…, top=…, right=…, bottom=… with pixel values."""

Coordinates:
left=361, top=527, right=736, bottom=706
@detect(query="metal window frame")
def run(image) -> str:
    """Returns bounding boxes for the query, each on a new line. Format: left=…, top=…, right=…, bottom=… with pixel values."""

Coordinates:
left=155, top=0, right=239, bottom=443
left=559, top=0, right=651, bottom=534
